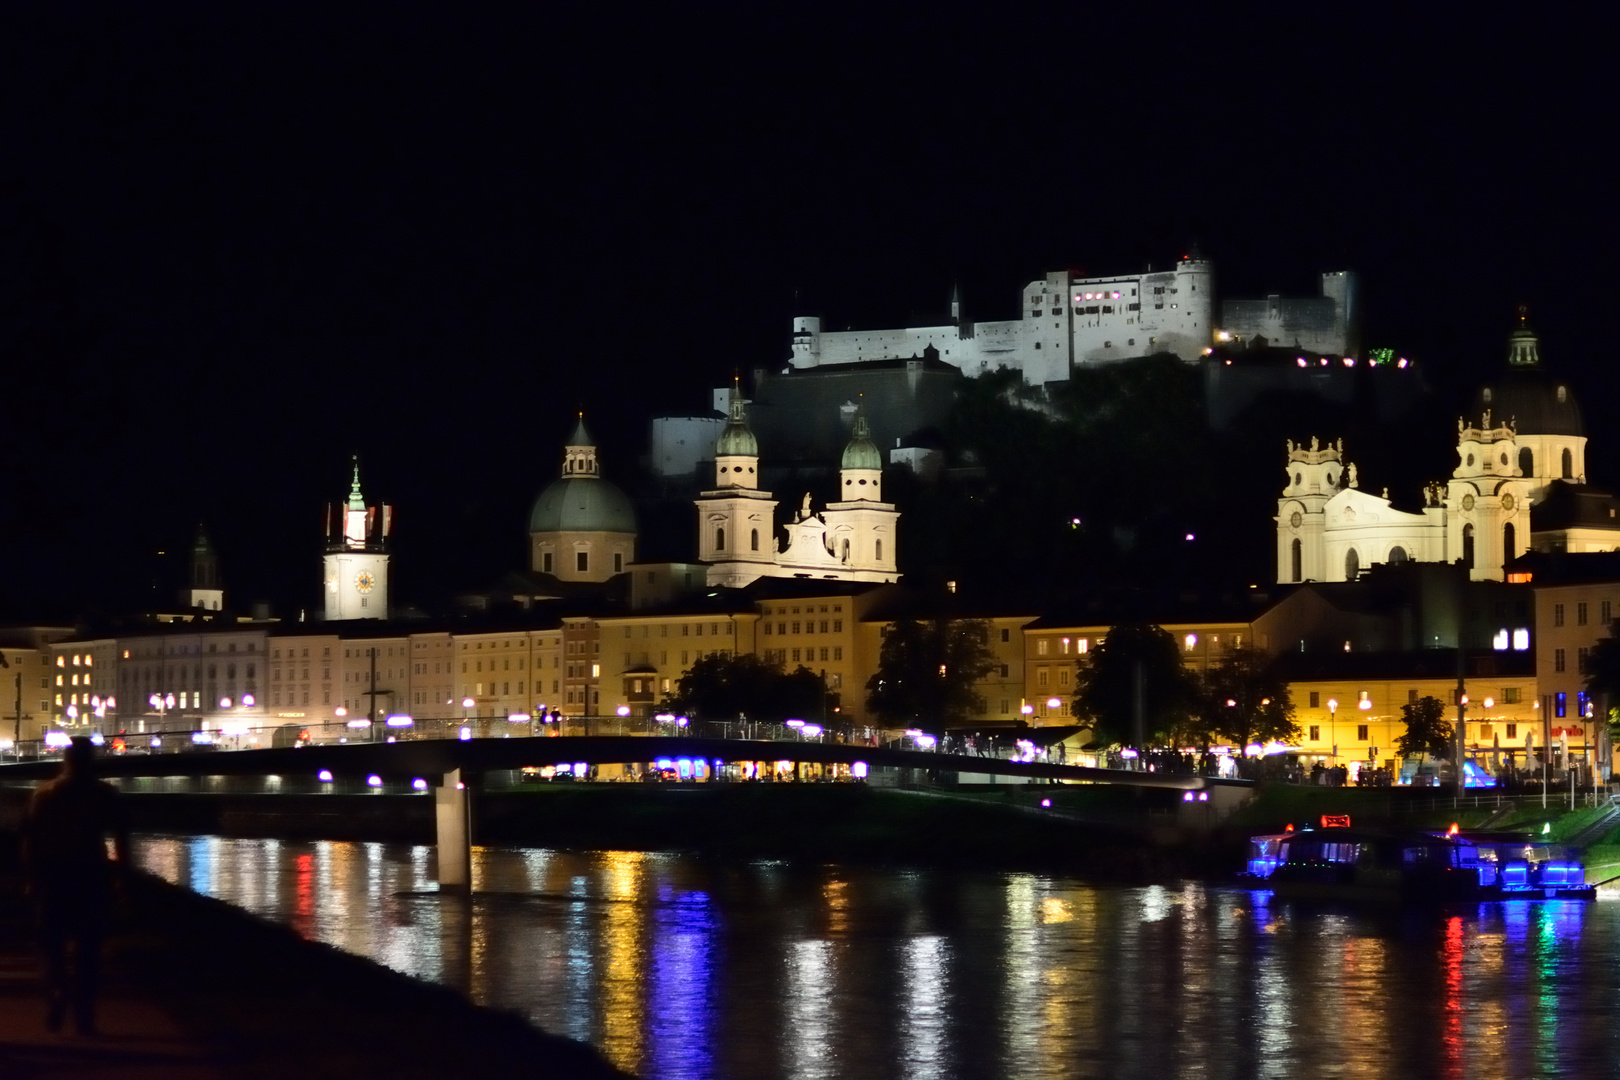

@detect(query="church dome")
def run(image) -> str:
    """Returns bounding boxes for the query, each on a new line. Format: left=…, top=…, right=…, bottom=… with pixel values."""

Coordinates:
left=841, top=411, right=882, bottom=470
left=716, top=387, right=757, bottom=457
left=528, top=418, right=637, bottom=534
left=528, top=478, right=636, bottom=534
left=1471, top=312, right=1583, bottom=437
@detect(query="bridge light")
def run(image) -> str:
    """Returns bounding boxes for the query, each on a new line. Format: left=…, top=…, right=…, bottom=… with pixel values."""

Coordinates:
left=572, top=762, right=588, bottom=777
left=1046, top=697, right=1061, bottom=709
left=219, top=697, right=232, bottom=709
left=346, top=719, right=370, bottom=729
left=459, top=726, right=472, bottom=741
left=366, top=774, right=382, bottom=788
left=317, top=769, right=334, bottom=783
left=852, top=761, right=868, bottom=778
left=676, top=716, right=688, bottom=727
left=803, top=724, right=823, bottom=738
left=150, top=736, right=162, bottom=749
left=241, top=693, right=256, bottom=707
left=507, top=713, right=530, bottom=723
left=786, top=719, right=806, bottom=728
left=412, top=778, right=428, bottom=791
left=385, top=714, right=413, bottom=728
left=462, top=697, right=475, bottom=709
left=616, top=705, right=630, bottom=717
left=335, top=707, right=347, bottom=718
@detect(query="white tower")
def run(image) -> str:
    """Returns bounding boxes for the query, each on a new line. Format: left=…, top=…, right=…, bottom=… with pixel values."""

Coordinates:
left=1275, top=437, right=1346, bottom=583
left=697, top=385, right=779, bottom=586
left=323, top=458, right=392, bottom=621
left=186, top=525, right=224, bottom=611
left=1445, top=410, right=1531, bottom=582
left=822, top=409, right=899, bottom=576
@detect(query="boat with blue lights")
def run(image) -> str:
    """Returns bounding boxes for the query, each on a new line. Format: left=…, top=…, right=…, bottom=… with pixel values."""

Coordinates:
left=1437, top=829, right=1595, bottom=900
left=1244, top=819, right=1596, bottom=902
left=1244, top=825, right=1483, bottom=903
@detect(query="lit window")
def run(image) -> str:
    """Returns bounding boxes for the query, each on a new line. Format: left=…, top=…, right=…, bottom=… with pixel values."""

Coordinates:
left=1512, top=629, right=1530, bottom=651
left=1492, top=629, right=1509, bottom=651
left=1184, top=634, right=1197, bottom=650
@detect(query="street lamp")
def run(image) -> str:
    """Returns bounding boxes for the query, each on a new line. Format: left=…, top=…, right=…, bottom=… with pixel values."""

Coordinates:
left=1326, top=698, right=1338, bottom=763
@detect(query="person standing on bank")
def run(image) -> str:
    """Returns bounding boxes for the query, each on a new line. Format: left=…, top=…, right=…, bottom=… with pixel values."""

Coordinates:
left=21, top=736, right=130, bottom=1035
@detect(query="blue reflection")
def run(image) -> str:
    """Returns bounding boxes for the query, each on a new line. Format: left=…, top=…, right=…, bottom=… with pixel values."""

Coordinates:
left=1541, top=900, right=1585, bottom=946
left=650, top=889, right=716, bottom=1080
left=1503, top=900, right=1532, bottom=945
left=188, top=835, right=214, bottom=895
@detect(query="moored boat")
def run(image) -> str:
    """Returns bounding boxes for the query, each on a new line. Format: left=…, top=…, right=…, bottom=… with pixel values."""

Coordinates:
left=1244, top=825, right=1483, bottom=903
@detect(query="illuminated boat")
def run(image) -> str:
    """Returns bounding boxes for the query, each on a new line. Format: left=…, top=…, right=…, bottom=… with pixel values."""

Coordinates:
left=1438, top=829, right=1596, bottom=900
left=1244, top=824, right=1483, bottom=903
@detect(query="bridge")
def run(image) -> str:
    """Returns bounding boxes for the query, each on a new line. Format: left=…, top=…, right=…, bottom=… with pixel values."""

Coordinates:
left=0, top=737, right=1212, bottom=889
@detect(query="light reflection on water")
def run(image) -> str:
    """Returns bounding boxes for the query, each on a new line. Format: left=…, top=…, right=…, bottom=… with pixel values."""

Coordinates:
left=133, top=836, right=1620, bottom=1080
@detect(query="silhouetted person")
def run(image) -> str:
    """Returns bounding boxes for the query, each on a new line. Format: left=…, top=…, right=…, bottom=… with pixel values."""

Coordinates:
left=21, top=736, right=129, bottom=1035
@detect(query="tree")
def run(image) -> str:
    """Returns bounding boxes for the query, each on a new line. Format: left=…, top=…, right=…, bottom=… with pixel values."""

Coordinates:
left=1070, top=623, right=1196, bottom=748
left=1395, top=695, right=1453, bottom=761
left=1584, top=621, right=1620, bottom=736
left=865, top=618, right=997, bottom=737
left=1195, top=645, right=1299, bottom=749
left=662, top=653, right=827, bottom=724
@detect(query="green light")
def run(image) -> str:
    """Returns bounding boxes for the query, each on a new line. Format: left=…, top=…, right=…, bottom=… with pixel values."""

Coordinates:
left=1368, top=347, right=1395, bottom=366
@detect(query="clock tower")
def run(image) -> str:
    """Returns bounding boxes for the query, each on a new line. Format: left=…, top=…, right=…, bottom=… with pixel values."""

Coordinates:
left=323, top=458, right=393, bottom=621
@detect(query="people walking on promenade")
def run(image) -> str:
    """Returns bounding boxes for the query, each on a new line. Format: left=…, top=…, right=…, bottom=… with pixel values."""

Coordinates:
left=21, top=736, right=130, bottom=1035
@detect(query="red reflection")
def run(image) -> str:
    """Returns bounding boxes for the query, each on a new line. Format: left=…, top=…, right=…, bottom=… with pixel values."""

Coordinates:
left=1442, top=915, right=1464, bottom=1078
left=293, top=853, right=314, bottom=940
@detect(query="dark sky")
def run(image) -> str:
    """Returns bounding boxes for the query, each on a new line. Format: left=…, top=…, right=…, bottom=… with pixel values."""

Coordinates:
left=2, top=7, right=1614, bottom=617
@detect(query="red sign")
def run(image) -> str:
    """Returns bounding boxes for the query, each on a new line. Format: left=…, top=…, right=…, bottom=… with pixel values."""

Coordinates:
left=1321, top=814, right=1352, bottom=828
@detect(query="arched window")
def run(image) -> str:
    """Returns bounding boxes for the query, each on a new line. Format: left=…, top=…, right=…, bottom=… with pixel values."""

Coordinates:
left=1388, top=546, right=1408, bottom=566
left=1562, top=447, right=1574, bottom=479
left=715, top=527, right=725, bottom=551
left=1503, top=522, right=1516, bottom=564
left=750, top=528, right=759, bottom=551
left=876, top=539, right=883, bottom=561
left=1291, top=538, right=1302, bottom=582
left=1519, top=447, right=1532, bottom=477
left=1344, top=548, right=1360, bottom=580
left=841, top=538, right=850, bottom=561
left=1462, top=523, right=1475, bottom=570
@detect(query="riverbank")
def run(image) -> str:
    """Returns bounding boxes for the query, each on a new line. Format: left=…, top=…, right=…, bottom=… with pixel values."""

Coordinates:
left=0, top=835, right=627, bottom=1078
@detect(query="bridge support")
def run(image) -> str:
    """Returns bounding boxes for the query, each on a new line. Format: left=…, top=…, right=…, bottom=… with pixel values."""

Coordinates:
left=434, top=768, right=472, bottom=892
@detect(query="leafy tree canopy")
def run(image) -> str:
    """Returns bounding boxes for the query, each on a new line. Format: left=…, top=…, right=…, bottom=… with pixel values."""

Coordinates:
left=1071, top=623, right=1196, bottom=748
left=1194, top=644, right=1299, bottom=748
left=865, top=618, right=997, bottom=738
left=1395, top=695, right=1453, bottom=760
left=662, top=653, right=828, bottom=724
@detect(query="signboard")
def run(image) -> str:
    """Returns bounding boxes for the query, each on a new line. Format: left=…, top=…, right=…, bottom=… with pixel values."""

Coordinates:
left=1320, top=814, right=1352, bottom=828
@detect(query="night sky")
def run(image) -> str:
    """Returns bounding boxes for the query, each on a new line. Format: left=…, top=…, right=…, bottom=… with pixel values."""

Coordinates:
left=2, top=8, right=1612, bottom=618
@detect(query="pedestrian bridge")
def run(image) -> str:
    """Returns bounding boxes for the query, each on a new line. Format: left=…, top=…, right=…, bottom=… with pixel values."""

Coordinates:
left=0, top=737, right=1211, bottom=888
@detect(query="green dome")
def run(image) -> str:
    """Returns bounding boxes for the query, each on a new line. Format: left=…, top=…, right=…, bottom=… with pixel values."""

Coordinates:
left=716, top=387, right=758, bottom=457
left=528, top=477, right=637, bottom=534
left=841, top=412, right=882, bottom=470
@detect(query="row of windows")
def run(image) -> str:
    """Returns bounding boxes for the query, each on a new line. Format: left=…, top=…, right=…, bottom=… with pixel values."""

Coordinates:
left=1307, top=688, right=1524, bottom=708
left=763, top=621, right=843, bottom=636
left=1553, top=600, right=1613, bottom=627
left=621, top=623, right=733, bottom=638
left=763, top=647, right=843, bottom=664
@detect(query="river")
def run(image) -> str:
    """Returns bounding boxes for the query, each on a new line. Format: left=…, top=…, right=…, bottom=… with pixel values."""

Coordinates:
left=133, top=835, right=1619, bottom=1079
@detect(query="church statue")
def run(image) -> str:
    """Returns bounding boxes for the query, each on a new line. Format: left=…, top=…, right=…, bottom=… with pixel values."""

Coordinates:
left=800, top=493, right=812, bottom=520
left=1348, top=463, right=1359, bottom=489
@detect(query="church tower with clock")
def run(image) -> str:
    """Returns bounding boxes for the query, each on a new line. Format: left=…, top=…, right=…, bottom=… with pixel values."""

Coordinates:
left=323, top=458, right=393, bottom=621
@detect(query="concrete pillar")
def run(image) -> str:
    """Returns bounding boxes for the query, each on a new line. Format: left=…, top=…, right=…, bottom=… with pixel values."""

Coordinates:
left=435, top=768, right=472, bottom=892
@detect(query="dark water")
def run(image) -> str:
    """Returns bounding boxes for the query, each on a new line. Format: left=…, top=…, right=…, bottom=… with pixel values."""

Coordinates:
left=133, top=836, right=1620, bottom=1079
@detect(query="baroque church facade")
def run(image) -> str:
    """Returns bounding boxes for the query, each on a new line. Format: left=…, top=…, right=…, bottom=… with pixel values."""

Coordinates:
left=696, top=388, right=900, bottom=588
left=1276, top=313, right=1615, bottom=585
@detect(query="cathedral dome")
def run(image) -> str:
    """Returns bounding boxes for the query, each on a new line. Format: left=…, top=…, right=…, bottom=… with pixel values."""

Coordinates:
left=527, top=477, right=637, bottom=534
left=1470, top=314, right=1583, bottom=437
left=841, top=411, right=882, bottom=470
left=528, top=418, right=637, bottom=534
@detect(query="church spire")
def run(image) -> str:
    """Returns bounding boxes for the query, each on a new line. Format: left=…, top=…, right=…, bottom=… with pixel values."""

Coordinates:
left=347, top=456, right=365, bottom=510
left=562, top=413, right=599, bottom=478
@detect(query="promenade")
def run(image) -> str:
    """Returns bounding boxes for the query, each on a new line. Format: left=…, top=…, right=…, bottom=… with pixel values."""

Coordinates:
left=0, top=841, right=627, bottom=1079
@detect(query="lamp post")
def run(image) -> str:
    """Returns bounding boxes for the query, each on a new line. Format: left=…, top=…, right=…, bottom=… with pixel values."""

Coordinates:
left=462, top=696, right=475, bottom=740
left=1326, top=698, right=1338, bottom=766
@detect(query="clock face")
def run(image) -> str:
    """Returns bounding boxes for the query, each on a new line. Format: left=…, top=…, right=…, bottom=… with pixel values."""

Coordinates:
left=355, top=571, right=376, bottom=594
left=1461, top=494, right=1476, bottom=511
left=1290, top=511, right=1303, bottom=528
left=1502, top=493, right=1515, bottom=511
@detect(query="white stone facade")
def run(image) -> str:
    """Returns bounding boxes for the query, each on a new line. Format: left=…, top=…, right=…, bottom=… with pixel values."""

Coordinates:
left=790, top=255, right=1214, bottom=385
left=698, top=394, right=900, bottom=588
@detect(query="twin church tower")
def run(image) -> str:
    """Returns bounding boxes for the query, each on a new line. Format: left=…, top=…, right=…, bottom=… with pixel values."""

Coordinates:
left=314, top=387, right=900, bottom=622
